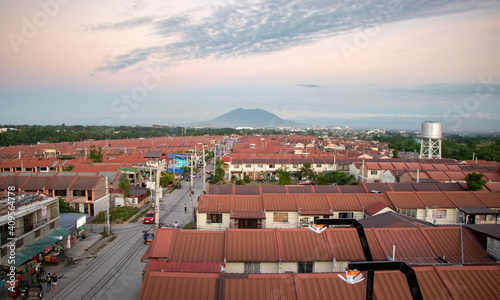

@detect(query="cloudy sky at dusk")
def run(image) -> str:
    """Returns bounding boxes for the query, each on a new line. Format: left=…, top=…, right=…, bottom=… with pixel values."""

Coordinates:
left=1, top=0, right=499, bottom=131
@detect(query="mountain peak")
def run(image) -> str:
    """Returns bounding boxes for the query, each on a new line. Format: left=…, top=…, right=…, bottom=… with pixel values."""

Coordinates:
left=201, top=108, right=305, bottom=128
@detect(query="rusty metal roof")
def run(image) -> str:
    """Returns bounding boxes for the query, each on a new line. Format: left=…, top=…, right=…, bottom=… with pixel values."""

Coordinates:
left=262, top=194, right=298, bottom=211
left=473, top=192, right=500, bottom=207
left=225, top=229, right=278, bottom=262
left=445, top=191, right=487, bottom=207
left=326, top=194, right=363, bottom=211
left=70, top=175, right=100, bottom=190
left=224, top=273, right=297, bottom=300
left=295, top=194, right=331, bottom=215
left=434, top=265, right=500, bottom=299
left=324, top=228, right=366, bottom=261
left=416, top=192, right=455, bottom=208
left=420, top=226, right=495, bottom=264
left=372, top=228, right=438, bottom=264
left=197, top=195, right=232, bottom=213
left=169, top=230, right=225, bottom=263
left=386, top=192, right=426, bottom=209
left=234, top=185, right=260, bottom=195
left=278, top=229, right=332, bottom=262
left=147, top=228, right=177, bottom=259
left=139, top=272, right=218, bottom=300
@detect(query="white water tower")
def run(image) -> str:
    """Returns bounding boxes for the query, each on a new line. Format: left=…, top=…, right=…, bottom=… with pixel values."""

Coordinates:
left=420, top=121, right=442, bottom=159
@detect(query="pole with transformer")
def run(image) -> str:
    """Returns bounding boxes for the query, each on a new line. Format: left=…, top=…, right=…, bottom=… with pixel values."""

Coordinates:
left=155, top=165, right=160, bottom=229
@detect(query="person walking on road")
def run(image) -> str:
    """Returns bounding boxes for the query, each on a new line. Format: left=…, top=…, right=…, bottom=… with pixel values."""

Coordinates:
left=51, top=273, right=58, bottom=292
left=174, top=221, right=178, bottom=228
left=46, top=273, right=51, bottom=293
left=184, top=204, right=187, bottom=214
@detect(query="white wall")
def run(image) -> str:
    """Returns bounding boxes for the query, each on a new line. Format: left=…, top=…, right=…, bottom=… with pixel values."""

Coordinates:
left=93, top=194, right=109, bottom=216
left=425, top=208, right=458, bottom=225
left=333, top=260, right=349, bottom=273
left=225, top=262, right=244, bottom=273
left=314, top=262, right=333, bottom=273
left=281, top=262, right=297, bottom=273
left=197, top=213, right=230, bottom=230
left=260, top=262, right=279, bottom=273
left=330, top=211, right=364, bottom=220
left=265, top=212, right=299, bottom=229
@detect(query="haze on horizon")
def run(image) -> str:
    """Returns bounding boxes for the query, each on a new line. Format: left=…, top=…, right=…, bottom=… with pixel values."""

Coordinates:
left=1, top=0, right=499, bottom=132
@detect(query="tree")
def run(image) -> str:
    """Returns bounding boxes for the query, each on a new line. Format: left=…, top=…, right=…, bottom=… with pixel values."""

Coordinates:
left=89, top=145, right=103, bottom=163
left=392, top=149, right=399, bottom=158
left=118, top=173, right=131, bottom=203
left=243, top=174, right=251, bottom=184
left=230, top=175, right=238, bottom=184
left=296, top=162, right=315, bottom=180
left=464, top=172, right=487, bottom=191
left=277, top=168, right=292, bottom=185
left=160, top=172, right=174, bottom=187
left=59, top=198, right=79, bottom=213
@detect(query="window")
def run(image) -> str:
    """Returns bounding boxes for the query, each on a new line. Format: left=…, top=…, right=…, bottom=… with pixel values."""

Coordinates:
left=400, top=209, right=417, bottom=218
left=268, top=164, right=275, bottom=168
left=316, top=164, right=322, bottom=168
left=258, top=164, right=264, bottom=168
left=233, top=164, right=240, bottom=169
left=328, top=164, right=334, bottom=168
left=432, top=210, right=447, bottom=220
left=298, top=262, right=313, bottom=273
left=374, top=180, right=379, bottom=183
left=273, top=212, right=289, bottom=223
left=244, top=262, right=260, bottom=274
left=339, top=212, right=354, bottom=219
left=370, top=170, right=378, bottom=175
left=293, top=164, right=298, bottom=168
left=245, top=164, right=251, bottom=168
left=207, top=214, right=222, bottom=223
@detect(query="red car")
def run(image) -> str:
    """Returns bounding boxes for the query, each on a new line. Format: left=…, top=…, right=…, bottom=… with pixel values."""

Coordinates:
left=142, top=211, right=155, bottom=224
left=298, top=179, right=316, bottom=185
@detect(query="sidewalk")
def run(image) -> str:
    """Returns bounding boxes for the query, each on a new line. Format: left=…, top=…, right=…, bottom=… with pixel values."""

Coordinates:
left=42, top=223, right=106, bottom=279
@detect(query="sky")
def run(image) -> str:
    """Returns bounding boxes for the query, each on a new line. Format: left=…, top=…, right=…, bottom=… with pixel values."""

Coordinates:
left=1, top=0, right=499, bottom=132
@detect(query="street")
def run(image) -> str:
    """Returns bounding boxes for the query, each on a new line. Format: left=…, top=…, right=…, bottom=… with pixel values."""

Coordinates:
left=47, top=175, right=205, bottom=300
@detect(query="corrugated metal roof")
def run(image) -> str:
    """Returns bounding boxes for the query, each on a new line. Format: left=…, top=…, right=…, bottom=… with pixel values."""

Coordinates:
left=294, top=273, right=366, bottom=299
left=234, top=185, right=260, bottom=195
left=445, top=191, right=486, bottom=207
left=147, top=228, right=177, bottom=259
left=261, top=185, right=286, bottom=194
left=435, top=265, right=500, bottom=299
left=326, top=194, right=363, bottom=211
left=386, top=192, right=426, bottom=209
left=197, top=195, right=232, bottom=213
left=70, top=175, right=100, bottom=190
left=46, top=175, right=75, bottom=190
left=416, top=192, right=455, bottom=208
left=436, top=182, right=464, bottom=191
left=278, top=229, right=332, bottom=262
left=338, top=185, right=365, bottom=194
left=373, top=271, right=413, bottom=299
left=420, top=227, right=494, bottom=264
left=356, top=193, right=393, bottom=209
left=389, top=182, right=417, bottom=191
left=324, top=228, right=366, bottom=261
left=472, top=192, right=500, bottom=208
left=262, top=194, right=298, bottom=211
left=21, top=175, right=53, bottom=190
left=295, top=194, right=331, bottom=215
left=207, top=185, right=233, bottom=195
left=139, top=272, right=218, bottom=300
left=225, top=229, right=278, bottom=262
left=145, top=260, right=222, bottom=273
left=169, top=231, right=225, bottom=263
left=372, top=228, right=437, bottom=264
left=412, top=183, right=440, bottom=191
left=485, top=182, right=500, bottom=191
left=225, top=274, right=297, bottom=300
left=288, top=185, right=314, bottom=194
left=313, top=185, right=338, bottom=193
left=414, top=266, right=454, bottom=299
left=363, top=183, right=392, bottom=193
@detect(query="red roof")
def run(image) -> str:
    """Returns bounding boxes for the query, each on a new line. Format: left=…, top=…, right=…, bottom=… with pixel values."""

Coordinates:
left=386, top=192, right=426, bottom=209
left=278, top=229, right=332, bottom=262
left=139, top=272, right=218, bottom=300
left=225, top=229, right=278, bottom=262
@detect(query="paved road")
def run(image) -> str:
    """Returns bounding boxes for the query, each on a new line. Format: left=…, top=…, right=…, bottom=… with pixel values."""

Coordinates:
left=47, top=175, right=205, bottom=300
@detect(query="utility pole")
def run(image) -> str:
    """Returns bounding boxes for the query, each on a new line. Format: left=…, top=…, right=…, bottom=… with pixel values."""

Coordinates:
left=106, top=179, right=110, bottom=234
left=190, top=153, right=194, bottom=223
left=202, top=144, right=206, bottom=192
left=155, top=165, right=160, bottom=229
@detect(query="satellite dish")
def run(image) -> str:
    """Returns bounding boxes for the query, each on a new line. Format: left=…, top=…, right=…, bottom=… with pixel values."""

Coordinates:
left=338, top=270, right=364, bottom=284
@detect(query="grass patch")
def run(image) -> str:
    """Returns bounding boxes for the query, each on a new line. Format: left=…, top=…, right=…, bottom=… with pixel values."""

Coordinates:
left=182, top=222, right=196, bottom=230
left=92, top=206, right=140, bottom=224
left=131, top=207, right=150, bottom=223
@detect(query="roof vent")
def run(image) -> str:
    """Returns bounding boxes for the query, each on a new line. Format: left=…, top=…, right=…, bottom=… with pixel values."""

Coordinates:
left=370, top=190, right=380, bottom=194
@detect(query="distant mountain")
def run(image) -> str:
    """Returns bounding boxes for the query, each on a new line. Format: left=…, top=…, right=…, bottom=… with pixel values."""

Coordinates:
left=198, top=108, right=307, bottom=129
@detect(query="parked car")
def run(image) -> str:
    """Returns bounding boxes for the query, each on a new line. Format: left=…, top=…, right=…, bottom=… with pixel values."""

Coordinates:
left=142, top=211, right=155, bottom=224
left=298, top=179, right=316, bottom=185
